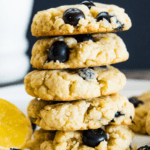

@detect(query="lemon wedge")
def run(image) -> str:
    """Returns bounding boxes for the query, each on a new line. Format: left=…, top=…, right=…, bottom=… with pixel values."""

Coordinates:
left=0, top=99, right=32, bottom=149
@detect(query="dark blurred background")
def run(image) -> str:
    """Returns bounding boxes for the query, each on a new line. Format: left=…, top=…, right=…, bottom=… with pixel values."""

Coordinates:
left=1, top=0, right=150, bottom=86
left=27, top=0, right=150, bottom=71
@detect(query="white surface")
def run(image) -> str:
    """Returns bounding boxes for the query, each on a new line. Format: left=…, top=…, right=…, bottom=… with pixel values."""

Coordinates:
left=0, top=0, right=33, bottom=83
left=0, top=54, right=30, bottom=84
left=0, top=0, right=33, bottom=54
left=0, top=79, right=150, bottom=148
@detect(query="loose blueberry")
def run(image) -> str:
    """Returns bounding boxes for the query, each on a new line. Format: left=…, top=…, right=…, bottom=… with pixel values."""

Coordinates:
left=78, top=68, right=97, bottom=80
left=48, top=41, right=69, bottom=63
left=63, top=8, right=85, bottom=26
left=110, top=111, right=124, bottom=122
left=81, top=1, right=95, bottom=9
left=82, top=128, right=107, bottom=147
left=97, top=12, right=111, bottom=23
left=129, top=97, right=144, bottom=108
left=10, top=149, right=20, bottom=150
left=74, top=34, right=95, bottom=43
left=137, top=145, right=150, bottom=150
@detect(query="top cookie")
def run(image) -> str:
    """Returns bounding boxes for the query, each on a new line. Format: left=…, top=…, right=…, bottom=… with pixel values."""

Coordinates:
left=31, top=1, right=132, bottom=37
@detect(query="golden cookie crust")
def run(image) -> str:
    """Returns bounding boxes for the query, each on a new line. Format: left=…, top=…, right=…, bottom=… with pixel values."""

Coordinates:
left=24, top=66, right=126, bottom=101
left=26, top=126, right=134, bottom=150
left=31, top=2, right=132, bottom=37
left=27, top=94, right=134, bottom=131
left=31, top=33, right=129, bottom=69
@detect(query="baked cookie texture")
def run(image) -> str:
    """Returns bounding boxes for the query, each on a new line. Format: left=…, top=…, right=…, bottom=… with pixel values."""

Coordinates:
left=31, top=33, right=129, bottom=69
left=26, top=126, right=134, bottom=150
left=129, top=90, right=150, bottom=135
left=31, top=2, right=132, bottom=37
left=24, top=66, right=126, bottom=101
left=27, top=94, right=134, bottom=131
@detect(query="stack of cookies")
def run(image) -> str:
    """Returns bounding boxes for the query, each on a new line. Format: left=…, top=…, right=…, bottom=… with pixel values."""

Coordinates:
left=24, top=1, right=135, bottom=150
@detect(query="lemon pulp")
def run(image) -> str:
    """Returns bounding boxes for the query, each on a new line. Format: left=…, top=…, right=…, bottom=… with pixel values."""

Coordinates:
left=0, top=99, right=32, bottom=149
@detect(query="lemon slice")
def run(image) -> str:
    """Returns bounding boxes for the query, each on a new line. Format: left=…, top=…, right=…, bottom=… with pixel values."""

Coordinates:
left=0, top=99, right=32, bottom=149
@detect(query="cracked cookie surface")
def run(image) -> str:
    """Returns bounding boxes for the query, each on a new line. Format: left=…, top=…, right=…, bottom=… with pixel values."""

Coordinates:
left=27, top=94, right=134, bottom=131
left=31, top=2, right=131, bottom=37
left=24, top=66, right=126, bottom=101
left=31, top=33, right=129, bottom=69
left=129, top=90, right=150, bottom=135
left=26, top=126, right=134, bottom=150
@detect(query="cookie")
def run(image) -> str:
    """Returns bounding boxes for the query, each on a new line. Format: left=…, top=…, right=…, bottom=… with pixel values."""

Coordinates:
left=26, top=125, right=134, bottom=150
left=27, top=94, right=134, bottom=131
left=129, top=90, right=150, bottom=135
left=31, top=2, right=131, bottom=37
left=24, top=66, right=126, bottom=101
left=31, top=33, right=129, bottom=69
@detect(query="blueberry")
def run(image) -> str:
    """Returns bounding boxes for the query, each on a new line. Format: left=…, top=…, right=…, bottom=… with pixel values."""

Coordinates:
left=114, top=21, right=124, bottom=32
left=78, top=68, right=97, bottom=80
left=74, top=34, right=95, bottom=43
left=63, top=8, right=85, bottom=26
left=129, top=97, right=144, bottom=108
left=115, top=24, right=124, bottom=32
left=97, top=12, right=111, bottom=23
left=48, top=41, right=69, bottom=63
left=82, top=128, right=107, bottom=147
left=81, top=1, right=95, bottom=9
left=115, top=111, right=125, bottom=117
left=137, top=145, right=150, bottom=150
left=10, top=149, right=20, bottom=150
left=110, top=18, right=124, bottom=32
left=110, top=111, right=124, bottom=122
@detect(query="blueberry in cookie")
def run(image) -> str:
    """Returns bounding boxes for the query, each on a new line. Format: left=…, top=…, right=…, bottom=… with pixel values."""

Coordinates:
left=78, top=67, right=97, bottom=80
left=48, top=41, right=69, bottom=63
left=97, top=12, right=111, bottom=23
left=110, top=111, right=125, bottom=122
left=82, top=128, right=107, bottom=147
left=81, top=1, right=95, bottom=9
left=63, top=8, right=85, bottom=26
